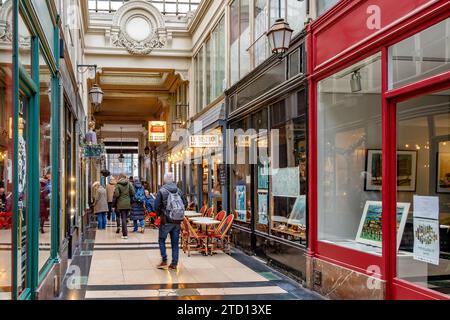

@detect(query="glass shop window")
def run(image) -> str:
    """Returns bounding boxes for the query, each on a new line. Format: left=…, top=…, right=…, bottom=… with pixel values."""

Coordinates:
left=39, top=50, right=53, bottom=271
left=396, top=89, right=450, bottom=297
left=230, top=118, right=252, bottom=227
left=389, top=18, right=450, bottom=90
left=316, top=0, right=339, bottom=16
left=269, top=92, right=307, bottom=244
left=0, top=0, right=13, bottom=300
left=317, top=52, right=383, bottom=255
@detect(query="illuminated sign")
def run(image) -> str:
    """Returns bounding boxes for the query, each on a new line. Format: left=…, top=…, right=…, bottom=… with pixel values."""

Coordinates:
left=148, top=121, right=167, bottom=142
left=189, top=135, right=220, bottom=148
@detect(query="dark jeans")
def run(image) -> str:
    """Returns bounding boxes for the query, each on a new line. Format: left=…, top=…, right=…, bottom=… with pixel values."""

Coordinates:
left=107, top=202, right=113, bottom=220
left=158, top=223, right=181, bottom=266
left=117, top=210, right=129, bottom=236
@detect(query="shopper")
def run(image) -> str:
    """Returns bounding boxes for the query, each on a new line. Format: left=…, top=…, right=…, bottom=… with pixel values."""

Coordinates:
left=154, top=172, right=187, bottom=270
left=131, top=178, right=146, bottom=233
left=93, top=181, right=108, bottom=230
left=39, top=178, right=50, bottom=234
left=114, top=173, right=135, bottom=239
left=106, top=177, right=117, bottom=221
left=144, top=189, right=156, bottom=226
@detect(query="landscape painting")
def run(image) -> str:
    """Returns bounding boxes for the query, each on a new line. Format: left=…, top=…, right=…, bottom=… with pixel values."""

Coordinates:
left=356, top=200, right=410, bottom=250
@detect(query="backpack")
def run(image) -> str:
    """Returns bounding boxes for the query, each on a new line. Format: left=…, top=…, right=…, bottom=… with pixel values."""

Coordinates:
left=134, top=186, right=145, bottom=204
left=162, top=187, right=185, bottom=222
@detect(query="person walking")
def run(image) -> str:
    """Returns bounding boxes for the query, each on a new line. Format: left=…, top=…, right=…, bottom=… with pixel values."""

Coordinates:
left=106, top=177, right=117, bottom=221
left=39, top=178, right=50, bottom=234
left=154, top=172, right=187, bottom=270
left=144, top=189, right=156, bottom=227
left=131, top=178, right=146, bottom=233
left=114, top=173, right=135, bottom=239
left=93, top=181, right=108, bottom=230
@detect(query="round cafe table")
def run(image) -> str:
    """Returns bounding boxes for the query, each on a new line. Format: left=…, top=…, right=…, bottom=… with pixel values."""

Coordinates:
left=184, top=211, right=202, bottom=218
left=192, top=218, right=221, bottom=255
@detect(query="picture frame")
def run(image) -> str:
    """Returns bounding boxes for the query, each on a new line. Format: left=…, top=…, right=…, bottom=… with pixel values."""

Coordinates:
left=436, top=151, right=450, bottom=193
left=355, top=200, right=410, bottom=250
left=365, top=149, right=417, bottom=192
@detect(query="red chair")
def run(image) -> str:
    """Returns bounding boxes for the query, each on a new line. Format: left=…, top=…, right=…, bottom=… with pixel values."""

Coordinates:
left=210, top=214, right=234, bottom=255
left=199, top=205, right=207, bottom=215
left=187, top=202, right=196, bottom=211
left=215, top=210, right=226, bottom=222
left=182, top=217, right=208, bottom=256
left=204, top=207, right=214, bottom=218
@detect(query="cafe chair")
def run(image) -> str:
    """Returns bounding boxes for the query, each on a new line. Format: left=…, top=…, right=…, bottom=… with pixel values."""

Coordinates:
left=210, top=214, right=234, bottom=255
left=215, top=210, right=226, bottom=222
left=199, top=205, right=207, bottom=215
left=204, top=207, right=214, bottom=218
left=182, top=217, right=208, bottom=256
left=0, top=211, right=12, bottom=229
left=187, top=202, right=196, bottom=211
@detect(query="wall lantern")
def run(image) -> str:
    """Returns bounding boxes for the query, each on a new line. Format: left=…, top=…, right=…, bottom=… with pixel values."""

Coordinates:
left=267, top=18, right=293, bottom=54
left=144, top=146, right=150, bottom=156
left=77, top=64, right=104, bottom=110
left=350, top=70, right=362, bottom=93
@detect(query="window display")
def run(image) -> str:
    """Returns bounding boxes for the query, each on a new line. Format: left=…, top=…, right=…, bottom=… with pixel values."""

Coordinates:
left=38, top=50, right=52, bottom=271
left=0, top=0, right=13, bottom=299
left=317, top=52, right=383, bottom=254
left=396, top=89, right=450, bottom=297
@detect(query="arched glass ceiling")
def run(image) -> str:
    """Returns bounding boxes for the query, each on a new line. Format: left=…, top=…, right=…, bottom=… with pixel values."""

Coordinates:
left=88, top=0, right=202, bottom=16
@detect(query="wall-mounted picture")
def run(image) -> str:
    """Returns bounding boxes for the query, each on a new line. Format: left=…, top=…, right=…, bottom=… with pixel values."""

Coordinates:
left=437, top=151, right=450, bottom=193
left=365, top=149, right=417, bottom=191
left=356, top=200, right=410, bottom=250
left=235, top=184, right=246, bottom=222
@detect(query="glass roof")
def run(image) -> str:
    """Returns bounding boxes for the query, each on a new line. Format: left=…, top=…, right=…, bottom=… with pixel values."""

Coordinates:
left=88, top=0, right=202, bottom=16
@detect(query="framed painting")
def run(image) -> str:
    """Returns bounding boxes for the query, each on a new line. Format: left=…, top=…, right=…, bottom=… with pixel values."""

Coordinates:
left=436, top=151, right=450, bottom=193
left=356, top=200, right=410, bottom=250
left=365, top=149, right=417, bottom=191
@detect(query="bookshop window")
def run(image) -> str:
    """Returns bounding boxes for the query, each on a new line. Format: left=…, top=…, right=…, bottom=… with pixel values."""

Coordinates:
left=39, top=50, right=52, bottom=270
left=231, top=118, right=252, bottom=227
left=317, top=52, right=383, bottom=254
left=396, top=89, right=450, bottom=297
left=0, top=0, right=13, bottom=300
left=270, top=92, right=307, bottom=244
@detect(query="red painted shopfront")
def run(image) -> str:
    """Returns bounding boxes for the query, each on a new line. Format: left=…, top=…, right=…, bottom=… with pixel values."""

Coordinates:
left=307, top=0, right=450, bottom=299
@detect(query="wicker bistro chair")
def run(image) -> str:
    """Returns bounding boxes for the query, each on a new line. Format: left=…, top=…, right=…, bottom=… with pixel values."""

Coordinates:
left=199, top=205, right=208, bottom=215
left=204, top=207, right=214, bottom=218
left=187, top=202, right=196, bottom=211
left=182, top=217, right=209, bottom=256
left=214, top=210, right=226, bottom=222
left=210, top=214, right=234, bottom=255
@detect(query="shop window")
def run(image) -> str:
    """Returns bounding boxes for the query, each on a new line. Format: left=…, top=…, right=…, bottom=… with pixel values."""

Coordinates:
left=389, top=18, right=450, bottom=90
left=18, top=12, right=32, bottom=72
left=269, top=93, right=307, bottom=244
left=396, top=89, right=450, bottom=297
left=38, top=50, right=52, bottom=271
left=229, top=0, right=250, bottom=85
left=0, top=0, right=13, bottom=299
left=230, top=118, right=252, bottom=227
left=316, top=0, right=339, bottom=16
left=317, top=52, right=383, bottom=255
left=253, top=0, right=268, bottom=67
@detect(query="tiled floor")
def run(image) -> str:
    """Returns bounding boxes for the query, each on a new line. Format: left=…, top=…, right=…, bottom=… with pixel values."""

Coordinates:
left=60, top=220, right=322, bottom=300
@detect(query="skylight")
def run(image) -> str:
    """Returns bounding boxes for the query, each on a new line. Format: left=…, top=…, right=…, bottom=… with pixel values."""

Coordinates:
left=88, top=0, right=202, bottom=16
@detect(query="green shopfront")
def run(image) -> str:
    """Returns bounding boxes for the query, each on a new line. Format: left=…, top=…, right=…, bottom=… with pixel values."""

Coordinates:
left=0, top=0, right=62, bottom=300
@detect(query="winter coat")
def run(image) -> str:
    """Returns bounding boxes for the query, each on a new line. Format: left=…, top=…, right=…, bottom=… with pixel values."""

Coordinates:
left=39, top=180, right=50, bottom=220
left=131, top=181, right=145, bottom=221
left=144, top=195, right=155, bottom=213
left=106, top=179, right=117, bottom=203
left=113, top=178, right=135, bottom=210
left=154, top=182, right=187, bottom=225
left=94, top=185, right=109, bottom=214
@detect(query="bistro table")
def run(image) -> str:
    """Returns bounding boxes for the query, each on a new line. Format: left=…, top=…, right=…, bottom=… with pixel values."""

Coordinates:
left=192, top=218, right=221, bottom=255
left=184, top=211, right=202, bottom=218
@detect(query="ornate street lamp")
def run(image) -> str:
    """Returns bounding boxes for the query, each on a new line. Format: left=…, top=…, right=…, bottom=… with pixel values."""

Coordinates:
left=118, top=126, right=125, bottom=163
left=266, top=0, right=293, bottom=54
left=77, top=64, right=104, bottom=110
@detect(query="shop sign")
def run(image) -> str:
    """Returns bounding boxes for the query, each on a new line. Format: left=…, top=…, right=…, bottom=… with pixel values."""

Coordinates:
left=236, top=135, right=251, bottom=147
left=148, top=121, right=167, bottom=142
left=189, top=135, right=220, bottom=148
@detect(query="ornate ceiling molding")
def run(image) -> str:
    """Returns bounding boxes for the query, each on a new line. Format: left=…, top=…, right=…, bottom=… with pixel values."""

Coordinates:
left=106, top=0, right=172, bottom=56
left=0, top=0, right=12, bottom=42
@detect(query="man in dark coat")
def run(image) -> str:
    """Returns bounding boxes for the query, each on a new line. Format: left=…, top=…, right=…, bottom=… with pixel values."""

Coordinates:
left=113, top=173, right=135, bottom=239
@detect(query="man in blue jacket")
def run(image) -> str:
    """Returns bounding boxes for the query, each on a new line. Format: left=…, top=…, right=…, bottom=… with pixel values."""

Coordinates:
left=154, top=172, right=187, bottom=270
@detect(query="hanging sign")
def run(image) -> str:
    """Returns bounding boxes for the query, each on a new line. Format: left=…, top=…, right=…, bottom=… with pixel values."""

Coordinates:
left=189, top=135, right=220, bottom=148
left=148, top=121, right=167, bottom=142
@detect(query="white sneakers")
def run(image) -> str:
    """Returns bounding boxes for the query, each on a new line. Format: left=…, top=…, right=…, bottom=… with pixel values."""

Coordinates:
left=121, top=236, right=128, bottom=239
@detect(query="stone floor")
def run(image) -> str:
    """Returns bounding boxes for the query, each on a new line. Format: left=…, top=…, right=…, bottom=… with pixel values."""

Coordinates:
left=60, top=220, right=322, bottom=300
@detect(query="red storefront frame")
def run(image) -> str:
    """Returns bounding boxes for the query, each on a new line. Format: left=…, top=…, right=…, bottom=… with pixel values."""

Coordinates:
left=307, top=0, right=450, bottom=300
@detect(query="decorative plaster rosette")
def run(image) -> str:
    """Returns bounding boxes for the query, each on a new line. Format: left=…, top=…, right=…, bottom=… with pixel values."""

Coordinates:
left=109, top=0, right=170, bottom=55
